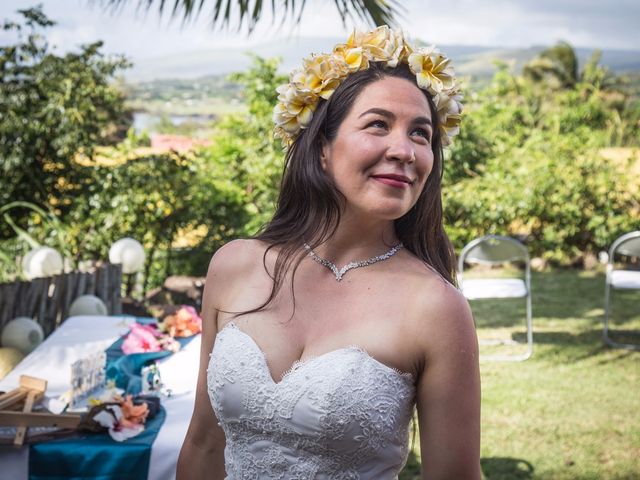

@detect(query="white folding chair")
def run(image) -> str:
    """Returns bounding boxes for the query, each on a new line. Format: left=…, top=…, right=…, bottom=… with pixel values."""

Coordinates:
left=458, top=235, right=533, bottom=361
left=603, top=231, right=640, bottom=350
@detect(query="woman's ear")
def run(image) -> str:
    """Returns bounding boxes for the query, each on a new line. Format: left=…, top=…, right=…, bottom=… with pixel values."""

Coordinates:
left=320, top=138, right=329, bottom=172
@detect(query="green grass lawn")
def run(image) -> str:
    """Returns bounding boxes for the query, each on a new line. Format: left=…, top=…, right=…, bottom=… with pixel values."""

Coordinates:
left=400, top=268, right=640, bottom=480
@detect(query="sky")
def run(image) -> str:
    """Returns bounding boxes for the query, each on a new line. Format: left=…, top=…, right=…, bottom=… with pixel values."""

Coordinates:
left=1, top=0, right=639, bottom=62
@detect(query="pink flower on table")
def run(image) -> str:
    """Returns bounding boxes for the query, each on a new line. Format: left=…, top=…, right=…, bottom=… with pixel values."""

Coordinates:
left=122, top=322, right=162, bottom=354
left=137, top=322, right=162, bottom=336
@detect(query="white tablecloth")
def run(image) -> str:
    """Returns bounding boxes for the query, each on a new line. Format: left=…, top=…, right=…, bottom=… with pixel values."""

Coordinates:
left=0, top=315, right=199, bottom=480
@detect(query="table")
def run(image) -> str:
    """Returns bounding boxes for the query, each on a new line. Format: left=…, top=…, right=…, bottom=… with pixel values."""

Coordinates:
left=0, top=315, right=200, bottom=479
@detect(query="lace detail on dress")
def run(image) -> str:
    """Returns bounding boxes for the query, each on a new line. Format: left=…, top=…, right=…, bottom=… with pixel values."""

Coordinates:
left=206, top=322, right=416, bottom=480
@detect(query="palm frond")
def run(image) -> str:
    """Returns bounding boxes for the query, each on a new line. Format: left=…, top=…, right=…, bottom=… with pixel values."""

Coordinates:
left=95, top=0, right=403, bottom=31
left=334, top=0, right=402, bottom=28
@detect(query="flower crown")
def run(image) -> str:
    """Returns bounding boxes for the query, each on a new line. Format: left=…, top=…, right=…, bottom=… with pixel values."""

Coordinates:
left=273, top=26, right=463, bottom=148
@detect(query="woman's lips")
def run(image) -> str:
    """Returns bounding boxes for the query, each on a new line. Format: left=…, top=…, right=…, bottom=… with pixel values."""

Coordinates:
left=371, top=174, right=413, bottom=188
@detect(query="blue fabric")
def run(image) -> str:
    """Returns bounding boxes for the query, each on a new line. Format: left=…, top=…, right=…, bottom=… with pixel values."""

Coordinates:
left=28, top=316, right=195, bottom=480
left=105, top=317, right=195, bottom=395
left=106, top=350, right=172, bottom=395
left=28, top=407, right=166, bottom=480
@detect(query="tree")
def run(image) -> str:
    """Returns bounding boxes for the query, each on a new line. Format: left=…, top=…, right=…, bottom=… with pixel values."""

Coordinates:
left=99, top=0, right=401, bottom=31
left=443, top=46, right=640, bottom=264
left=0, top=6, right=131, bottom=238
left=523, top=41, right=579, bottom=89
left=200, top=56, right=287, bottom=234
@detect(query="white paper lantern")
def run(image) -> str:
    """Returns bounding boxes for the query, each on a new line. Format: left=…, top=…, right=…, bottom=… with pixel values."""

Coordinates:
left=21, top=249, right=38, bottom=276
left=22, top=246, right=63, bottom=279
left=1, top=317, right=44, bottom=354
left=109, top=238, right=145, bottom=274
left=69, top=295, right=108, bottom=317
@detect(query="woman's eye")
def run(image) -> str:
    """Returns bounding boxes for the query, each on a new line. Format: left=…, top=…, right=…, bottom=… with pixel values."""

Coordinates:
left=367, top=119, right=387, bottom=130
left=412, top=128, right=431, bottom=142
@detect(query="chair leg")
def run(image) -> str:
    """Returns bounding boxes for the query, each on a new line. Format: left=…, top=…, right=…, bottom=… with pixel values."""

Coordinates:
left=480, top=293, right=533, bottom=362
left=523, top=290, right=533, bottom=360
left=603, top=281, right=613, bottom=347
left=603, top=283, right=640, bottom=351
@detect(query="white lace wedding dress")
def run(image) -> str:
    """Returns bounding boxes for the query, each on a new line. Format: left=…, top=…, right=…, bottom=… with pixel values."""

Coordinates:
left=207, top=322, right=416, bottom=479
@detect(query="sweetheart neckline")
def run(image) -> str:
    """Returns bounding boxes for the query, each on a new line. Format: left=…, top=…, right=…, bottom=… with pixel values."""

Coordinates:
left=219, top=321, right=415, bottom=386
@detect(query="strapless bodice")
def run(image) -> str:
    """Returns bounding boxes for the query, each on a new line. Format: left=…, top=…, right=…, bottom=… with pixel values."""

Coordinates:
left=207, top=322, right=416, bottom=479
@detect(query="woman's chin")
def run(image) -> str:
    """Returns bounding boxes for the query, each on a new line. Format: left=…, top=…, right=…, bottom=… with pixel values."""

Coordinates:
left=349, top=202, right=413, bottom=223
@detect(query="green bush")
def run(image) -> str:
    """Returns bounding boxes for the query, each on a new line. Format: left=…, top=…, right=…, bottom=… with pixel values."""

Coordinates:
left=445, top=134, right=637, bottom=263
left=444, top=48, right=639, bottom=263
left=0, top=7, right=131, bottom=239
left=65, top=150, right=249, bottom=290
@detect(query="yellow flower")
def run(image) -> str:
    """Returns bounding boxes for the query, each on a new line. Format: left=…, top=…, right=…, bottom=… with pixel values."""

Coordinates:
left=333, top=45, right=369, bottom=72
left=387, top=31, right=413, bottom=66
left=440, top=113, right=462, bottom=146
left=346, top=26, right=407, bottom=67
left=273, top=102, right=308, bottom=134
left=273, top=84, right=318, bottom=142
left=434, top=90, right=464, bottom=145
left=349, top=26, right=388, bottom=56
left=272, top=27, right=463, bottom=148
left=293, top=54, right=348, bottom=99
left=434, top=89, right=464, bottom=117
left=276, top=85, right=316, bottom=121
left=408, top=47, right=455, bottom=94
left=273, top=127, right=292, bottom=146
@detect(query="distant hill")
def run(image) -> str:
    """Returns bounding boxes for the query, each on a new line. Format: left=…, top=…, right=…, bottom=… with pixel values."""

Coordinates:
left=125, top=37, right=640, bottom=83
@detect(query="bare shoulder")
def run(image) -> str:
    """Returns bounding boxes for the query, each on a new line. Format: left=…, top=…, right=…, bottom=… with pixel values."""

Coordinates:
left=207, top=238, right=269, bottom=274
left=400, top=259, right=477, bottom=364
left=203, top=238, right=271, bottom=313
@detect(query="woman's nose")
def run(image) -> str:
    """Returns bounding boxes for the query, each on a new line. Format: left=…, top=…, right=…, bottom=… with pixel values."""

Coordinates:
left=384, top=134, right=414, bottom=163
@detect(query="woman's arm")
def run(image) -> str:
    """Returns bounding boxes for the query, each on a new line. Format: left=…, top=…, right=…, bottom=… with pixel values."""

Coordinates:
left=416, top=282, right=481, bottom=480
left=176, top=249, right=230, bottom=479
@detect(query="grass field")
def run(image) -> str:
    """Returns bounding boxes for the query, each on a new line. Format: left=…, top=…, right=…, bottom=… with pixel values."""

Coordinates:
left=400, top=268, right=640, bottom=480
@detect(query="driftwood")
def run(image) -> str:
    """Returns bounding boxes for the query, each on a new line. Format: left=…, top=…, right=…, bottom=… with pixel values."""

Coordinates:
left=149, top=276, right=205, bottom=307
left=0, top=263, right=122, bottom=337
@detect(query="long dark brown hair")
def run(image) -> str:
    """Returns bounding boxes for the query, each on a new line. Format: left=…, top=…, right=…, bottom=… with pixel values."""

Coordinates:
left=246, top=62, right=456, bottom=315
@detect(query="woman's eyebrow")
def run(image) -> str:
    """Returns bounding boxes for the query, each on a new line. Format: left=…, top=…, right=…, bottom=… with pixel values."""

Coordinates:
left=413, top=116, right=433, bottom=127
left=359, top=108, right=432, bottom=126
left=359, top=107, right=395, bottom=119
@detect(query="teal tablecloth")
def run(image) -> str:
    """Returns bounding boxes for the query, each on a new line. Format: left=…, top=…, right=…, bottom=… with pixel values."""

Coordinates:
left=28, top=407, right=166, bottom=480
left=28, top=316, right=195, bottom=480
left=105, top=317, right=195, bottom=395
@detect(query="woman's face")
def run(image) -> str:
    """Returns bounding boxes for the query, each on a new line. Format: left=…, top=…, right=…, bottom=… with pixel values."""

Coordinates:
left=321, top=76, right=434, bottom=223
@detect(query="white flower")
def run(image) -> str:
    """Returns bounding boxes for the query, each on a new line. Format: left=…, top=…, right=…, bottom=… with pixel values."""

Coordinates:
left=408, top=47, right=456, bottom=94
left=92, top=405, right=145, bottom=442
left=272, top=27, right=463, bottom=147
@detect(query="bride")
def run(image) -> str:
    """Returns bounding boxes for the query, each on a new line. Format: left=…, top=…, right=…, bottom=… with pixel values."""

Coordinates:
left=178, top=26, right=480, bottom=479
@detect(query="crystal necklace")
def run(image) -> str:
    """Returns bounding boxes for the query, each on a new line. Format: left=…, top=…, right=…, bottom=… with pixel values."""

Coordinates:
left=303, top=242, right=403, bottom=282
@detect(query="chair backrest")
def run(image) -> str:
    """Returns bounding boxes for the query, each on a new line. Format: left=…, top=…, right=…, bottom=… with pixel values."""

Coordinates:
left=458, top=235, right=529, bottom=272
left=609, top=231, right=640, bottom=260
